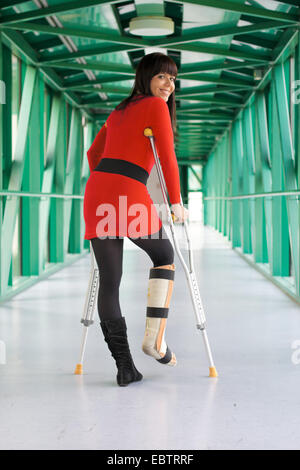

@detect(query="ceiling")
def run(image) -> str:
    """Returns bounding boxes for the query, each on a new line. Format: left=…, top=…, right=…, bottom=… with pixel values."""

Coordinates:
left=0, top=0, right=299, bottom=164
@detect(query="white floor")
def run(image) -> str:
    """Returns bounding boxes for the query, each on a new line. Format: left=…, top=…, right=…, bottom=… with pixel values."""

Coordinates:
left=0, top=223, right=300, bottom=450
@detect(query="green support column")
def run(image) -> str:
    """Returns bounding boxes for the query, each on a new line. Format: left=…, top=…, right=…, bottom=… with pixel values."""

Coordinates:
left=271, top=82, right=290, bottom=277
left=251, top=100, right=268, bottom=264
left=2, top=43, right=11, bottom=193
left=69, top=114, right=83, bottom=254
left=0, top=64, right=36, bottom=295
left=206, top=155, right=215, bottom=227
left=216, top=144, right=222, bottom=232
left=39, top=94, right=61, bottom=271
left=256, top=91, right=273, bottom=267
left=22, top=72, right=41, bottom=276
left=81, top=120, right=93, bottom=251
left=202, top=163, right=208, bottom=226
left=295, top=36, right=300, bottom=290
left=231, top=122, right=242, bottom=248
left=64, top=108, right=81, bottom=254
left=238, top=115, right=251, bottom=253
left=49, top=97, right=66, bottom=263
left=2, top=43, right=12, bottom=287
left=179, top=165, right=189, bottom=206
left=274, top=62, right=300, bottom=294
left=243, top=105, right=255, bottom=255
left=227, top=129, right=232, bottom=241
left=0, top=34, right=3, bottom=293
left=295, top=36, right=300, bottom=187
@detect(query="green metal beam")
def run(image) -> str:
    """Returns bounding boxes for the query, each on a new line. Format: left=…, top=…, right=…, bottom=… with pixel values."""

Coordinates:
left=179, top=59, right=268, bottom=75
left=234, top=33, right=277, bottom=50
left=22, top=66, right=42, bottom=277
left=243, top=105, right=256, bottom=256
left=64, top=74, right=135, bottom=90
left=151, top=20, right=298, bottom=47
left=0, top=33, right=3, bottom=294
left=1, top=0, right=297, bottom=25
left=167, top=41, right=272, bottom=62
left=48, top=58, right=268, bottom=77
left=64, top=74, right=254, bottom=91
left=39, top=95, right=62, bottom=272
left=57, top=61, right=134, bottom=75
left=0, top=0, right=32, bottom=7
left=167, top=0, right=299, bottom=23
left=0, top=0, right=120, bottom=24
left=208, top=28, right=298, bottom=157
left=4, top=19, right=296, bottom=53
left=255, top=92, right=273, bottom=268
left=63, top=109, right=81, bottom=253
left=0, top=22, right=152, bottom=48
left=178, top=74, right=254, bottom=86
left=39, top=44, right=140, bottom=64
left=1, top=29, right=87, bottom=112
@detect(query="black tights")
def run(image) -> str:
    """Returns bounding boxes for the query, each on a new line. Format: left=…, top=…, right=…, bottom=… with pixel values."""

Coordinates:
left=90, top=226, right=174, bottom=322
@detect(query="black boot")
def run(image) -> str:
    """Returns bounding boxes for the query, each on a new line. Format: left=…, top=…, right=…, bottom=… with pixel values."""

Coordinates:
left=100, top=316, right=143, bottom=387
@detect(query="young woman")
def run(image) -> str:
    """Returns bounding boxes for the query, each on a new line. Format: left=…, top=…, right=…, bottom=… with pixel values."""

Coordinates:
left=83, top=52, right=189, bottom=387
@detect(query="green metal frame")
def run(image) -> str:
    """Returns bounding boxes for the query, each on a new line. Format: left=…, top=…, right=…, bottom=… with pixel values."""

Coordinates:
left=1, top=1, right=300, bottom=301
left=203, top=31, right=300, bottom=303
left=0, top=37, right=91, bottom=301
left=1, top=0, right=299, bottom=161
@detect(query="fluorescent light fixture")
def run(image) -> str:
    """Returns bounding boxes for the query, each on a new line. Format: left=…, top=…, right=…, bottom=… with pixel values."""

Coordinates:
left=129, top=16, right=174, bottom=36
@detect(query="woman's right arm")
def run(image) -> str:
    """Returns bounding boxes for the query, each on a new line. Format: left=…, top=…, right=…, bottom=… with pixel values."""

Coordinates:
left=147, top=97, right=188, bottom=222
left=147, top=97, right=181, bottom=205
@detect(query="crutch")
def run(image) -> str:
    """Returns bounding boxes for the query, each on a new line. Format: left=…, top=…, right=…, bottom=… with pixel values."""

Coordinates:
left=74, top=244, right=99, bottom=375
left=144, top=127, right=218, bottom=378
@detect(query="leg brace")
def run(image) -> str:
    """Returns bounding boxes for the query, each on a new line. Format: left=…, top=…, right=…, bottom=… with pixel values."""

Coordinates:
left=142, top=263, right=176, bottom=366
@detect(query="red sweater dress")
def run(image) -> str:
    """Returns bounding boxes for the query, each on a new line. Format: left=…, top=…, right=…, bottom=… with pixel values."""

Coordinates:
left=83, top=95, right=181, bottom=239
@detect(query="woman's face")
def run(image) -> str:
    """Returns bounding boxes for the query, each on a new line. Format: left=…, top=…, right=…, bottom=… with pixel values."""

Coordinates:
left=150, top=71, right=176, bottom=102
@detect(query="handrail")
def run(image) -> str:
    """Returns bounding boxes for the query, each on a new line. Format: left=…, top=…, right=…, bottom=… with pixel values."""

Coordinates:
left=204, top=190, right=300, bottom=200
left=0, top=190, right=83, bottom=199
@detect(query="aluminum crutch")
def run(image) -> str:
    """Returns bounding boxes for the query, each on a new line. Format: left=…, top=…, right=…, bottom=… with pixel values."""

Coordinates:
left=144, top=127, right=218, bottom=378
left=74, top=242, right=99, bottom=375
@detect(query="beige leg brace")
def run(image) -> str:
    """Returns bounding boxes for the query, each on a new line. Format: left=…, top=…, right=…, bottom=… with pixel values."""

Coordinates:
left=142, top=263, right=176, bottom=366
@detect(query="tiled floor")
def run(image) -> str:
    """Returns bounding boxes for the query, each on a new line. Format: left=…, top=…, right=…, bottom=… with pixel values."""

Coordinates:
left=0, top=223, right=299, bottom=450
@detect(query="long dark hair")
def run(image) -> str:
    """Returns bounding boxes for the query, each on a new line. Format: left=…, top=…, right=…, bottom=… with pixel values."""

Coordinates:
left=115, top=52, right=178, bottom=137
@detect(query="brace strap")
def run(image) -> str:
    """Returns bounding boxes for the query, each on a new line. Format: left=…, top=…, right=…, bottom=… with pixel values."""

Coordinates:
left=146, top=264, right=175, bottom=318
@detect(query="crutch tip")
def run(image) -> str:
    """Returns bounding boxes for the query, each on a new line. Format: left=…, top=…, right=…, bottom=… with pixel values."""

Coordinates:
left=74, top=364, right=83, bottom=375
left=209, top=367, right=218, bottom=378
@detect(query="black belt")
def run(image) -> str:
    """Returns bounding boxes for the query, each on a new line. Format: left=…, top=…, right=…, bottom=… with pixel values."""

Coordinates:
left=94, top=158, right=149, bottom=185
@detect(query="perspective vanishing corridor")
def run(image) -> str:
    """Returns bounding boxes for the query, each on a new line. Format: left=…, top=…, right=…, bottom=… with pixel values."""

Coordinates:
left=0, top=0, right=299, bottom=452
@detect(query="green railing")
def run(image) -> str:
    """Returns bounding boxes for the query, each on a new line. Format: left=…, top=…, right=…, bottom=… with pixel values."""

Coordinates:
left=203, top=31, right=300, bottom=303
left=0, top=36, right=98, bottom=302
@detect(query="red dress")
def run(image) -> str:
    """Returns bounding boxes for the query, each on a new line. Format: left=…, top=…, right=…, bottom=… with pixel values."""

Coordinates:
left=83, top=95, right=181, bottom=239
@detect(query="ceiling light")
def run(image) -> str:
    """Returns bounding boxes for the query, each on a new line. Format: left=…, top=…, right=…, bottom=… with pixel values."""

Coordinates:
left=129, top=16, right=174, bottom=36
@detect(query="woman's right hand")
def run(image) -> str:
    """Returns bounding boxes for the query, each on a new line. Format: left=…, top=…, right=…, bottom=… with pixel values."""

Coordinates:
left=170, top=203, right=189, bottom=223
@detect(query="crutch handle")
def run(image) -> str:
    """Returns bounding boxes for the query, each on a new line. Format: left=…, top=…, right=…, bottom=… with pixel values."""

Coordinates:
left=144, top=127, right=153, bottom=137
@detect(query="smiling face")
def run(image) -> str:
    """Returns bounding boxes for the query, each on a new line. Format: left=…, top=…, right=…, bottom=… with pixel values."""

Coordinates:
left=150, top=72, right=176, bottom=102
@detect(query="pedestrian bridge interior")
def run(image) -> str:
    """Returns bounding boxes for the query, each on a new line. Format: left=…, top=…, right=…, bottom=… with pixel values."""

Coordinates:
left=0, top=0, right=300, bottom=450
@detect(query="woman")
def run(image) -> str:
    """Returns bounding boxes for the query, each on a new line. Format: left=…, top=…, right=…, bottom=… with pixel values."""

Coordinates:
left=83, top=52, right=189, bottom=387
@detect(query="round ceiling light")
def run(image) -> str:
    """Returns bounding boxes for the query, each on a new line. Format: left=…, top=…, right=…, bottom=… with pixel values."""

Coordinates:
left=129, top=16, right=174, bottom=36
